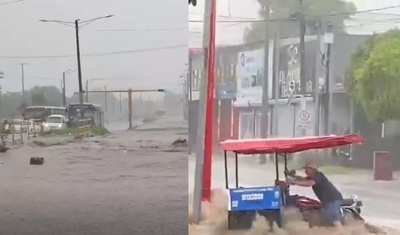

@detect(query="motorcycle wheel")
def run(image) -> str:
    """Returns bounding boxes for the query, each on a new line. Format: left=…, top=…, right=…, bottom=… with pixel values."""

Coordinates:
left=342, top=209, right=362, bottom=223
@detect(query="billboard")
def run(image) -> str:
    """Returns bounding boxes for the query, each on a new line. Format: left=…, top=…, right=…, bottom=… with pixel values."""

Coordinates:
left=236, top=49, right=265, bottom=104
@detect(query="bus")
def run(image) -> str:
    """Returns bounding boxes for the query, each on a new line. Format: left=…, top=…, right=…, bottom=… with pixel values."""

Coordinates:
left=65, top=103, right=103, bottom=127
left=23, top=106, right=66, bottom=122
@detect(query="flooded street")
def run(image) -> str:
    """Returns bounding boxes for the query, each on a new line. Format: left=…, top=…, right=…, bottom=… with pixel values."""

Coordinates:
left=189, top=156, right=400, bottom=235
left=0, top=117, right=187, bottom=235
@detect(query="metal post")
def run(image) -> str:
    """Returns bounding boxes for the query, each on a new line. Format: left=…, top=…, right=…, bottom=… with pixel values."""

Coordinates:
left=21, top=63, right=27, bottom=102
left=104, top=86, right=108, bottom=112
left=188, top=54, right=193, bottom=101
left=112, top=96, right=115, bottom=113
left=314, top=22, right=322, bottom=136
left=272, top=30, right=280, bottom=136
left=75, top=19, right=84, bottom=118
left=128, top=89, right=133, bottom=129
left=192, top=0, right=212, bottom=224
left=119, top=91, right=122, bottom=112
left=85, top=80, right=89, bottom=102
left=62, top=72, right=67, bottom=107
left=300, top=95, right=306, bottom=136
left=260, top=3, right=271, bottom=164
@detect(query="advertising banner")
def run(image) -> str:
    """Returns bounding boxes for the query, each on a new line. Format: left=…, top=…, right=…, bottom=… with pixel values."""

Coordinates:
left=228, top=187, right=281, bottom=211
left=236, top=49, right=265, bottom=104
left=277, top=41, right=316, bottom=99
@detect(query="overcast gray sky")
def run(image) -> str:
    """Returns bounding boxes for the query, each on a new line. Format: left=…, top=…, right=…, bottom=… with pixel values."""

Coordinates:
left=1, top=0, right=396, bottom=99
left=0, top=0, right=187, bottom=99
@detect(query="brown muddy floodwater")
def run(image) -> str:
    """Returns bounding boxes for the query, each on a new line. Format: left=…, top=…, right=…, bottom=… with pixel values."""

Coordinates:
left=0, top=118, right=188, bottom=235
left=189, top=190, right=400, bottom=235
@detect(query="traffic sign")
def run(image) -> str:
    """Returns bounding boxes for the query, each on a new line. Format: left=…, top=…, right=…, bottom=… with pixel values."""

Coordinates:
left=299, top=110, right=311, bottom=122
left=298, top=110, right=311, bottom=129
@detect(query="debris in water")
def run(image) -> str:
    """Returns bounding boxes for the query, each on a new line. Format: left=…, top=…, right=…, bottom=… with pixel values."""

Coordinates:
left=32, top=140, right=47, bottom=147
left=171, top=138, right=188, bottom=147
left=140, top=145, right=160, bottom=149
left=30, top=157, right=44, bottom=165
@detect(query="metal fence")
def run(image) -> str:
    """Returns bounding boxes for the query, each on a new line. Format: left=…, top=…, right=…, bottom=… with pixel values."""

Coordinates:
left=77, top=118, right=92, bottom=138
left=26, top=120, right=42, bottom=140
left=6, top=119, right=43, bottom=143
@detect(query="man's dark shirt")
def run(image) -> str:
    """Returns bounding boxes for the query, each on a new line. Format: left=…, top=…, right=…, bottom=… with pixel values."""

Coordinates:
left=307, top=171, right=343, bottom=205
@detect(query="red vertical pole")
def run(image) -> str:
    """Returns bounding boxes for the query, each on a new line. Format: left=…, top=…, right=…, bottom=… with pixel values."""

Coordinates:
left=202, top=0, right=217, bottom=201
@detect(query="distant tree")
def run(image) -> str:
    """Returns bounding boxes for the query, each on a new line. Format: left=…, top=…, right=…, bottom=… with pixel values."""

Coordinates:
left=243, top=0, right=356, bottom=44
left=346, top=29, right=400, bottom=122
left=0, top=86, right=63, bottom=118
left=31, top=93, right=48, bottom=106
left=29, top=86, right=62, bottom=106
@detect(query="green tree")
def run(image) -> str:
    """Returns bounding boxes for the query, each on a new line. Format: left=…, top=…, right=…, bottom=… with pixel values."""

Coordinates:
left=31, top=93, right=47, bottom=106
left=346, top=29, right=400, bottom=122
left=0, top=86, right=63, bottom=118
left=243, top=0, right=356, bottom=44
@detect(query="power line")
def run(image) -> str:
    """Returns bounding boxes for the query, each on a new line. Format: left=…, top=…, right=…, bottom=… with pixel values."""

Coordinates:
left=0, top=44, right=187, bottom=59
left=189, top=12, right=258, bottom=20
left=330, top=4, right=400, bottom=17
left=0, top=0, right=28, bottom=6
left=96, top=27, right=187, bottom=32
left=189, top=5, right=400, bottom=23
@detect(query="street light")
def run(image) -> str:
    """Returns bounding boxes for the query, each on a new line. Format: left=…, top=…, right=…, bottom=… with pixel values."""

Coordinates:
left=188, top=0, right=197, bottom=6
left=62, top=69, right=77, bottom=107
left=0, top=71, right=4, bottom=117
left=40, top=15, right=114, bottom=118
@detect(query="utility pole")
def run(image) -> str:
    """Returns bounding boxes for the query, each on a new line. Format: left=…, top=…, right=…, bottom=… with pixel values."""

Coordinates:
left=295, top=0, right=307, bottom=137
left=272, top=29, right=280, bottom=136
left=40, top=15, right=114, bottom=118
left=75, top=19, right=85, bottom=118
left=299, top=0, right=306, bottom=95
left=192, top=0, right=214, bottom=225
left=21, top=63, right=27, bottom=102
left=314, top=21, right=322, bottom=136
left=324, top=23, right=333, bottom=135
left=260, top=3, right=271, bottom=164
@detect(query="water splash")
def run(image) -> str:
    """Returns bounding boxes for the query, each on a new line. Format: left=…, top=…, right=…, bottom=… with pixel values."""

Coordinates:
left=189, top=189, right=394, bottom=235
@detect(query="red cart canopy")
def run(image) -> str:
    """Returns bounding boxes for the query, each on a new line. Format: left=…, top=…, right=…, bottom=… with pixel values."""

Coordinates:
left=220, top=135, right=363, bottom=155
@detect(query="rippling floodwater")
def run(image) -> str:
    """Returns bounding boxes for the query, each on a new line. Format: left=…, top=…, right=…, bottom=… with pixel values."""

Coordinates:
left=189, top=190, right=398, bottom=235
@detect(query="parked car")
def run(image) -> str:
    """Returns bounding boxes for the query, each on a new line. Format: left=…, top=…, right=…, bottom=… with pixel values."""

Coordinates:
left=43, top=115, right=67, bottom=132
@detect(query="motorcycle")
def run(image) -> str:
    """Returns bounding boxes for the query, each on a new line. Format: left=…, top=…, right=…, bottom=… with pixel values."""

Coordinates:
left=281, top=169, right=363, bottom=227
left=335, top=148, right=352, bottom=167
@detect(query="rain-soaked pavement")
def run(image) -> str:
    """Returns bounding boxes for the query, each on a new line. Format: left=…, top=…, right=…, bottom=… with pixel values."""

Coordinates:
left=0, top=117, right=187, bottom=235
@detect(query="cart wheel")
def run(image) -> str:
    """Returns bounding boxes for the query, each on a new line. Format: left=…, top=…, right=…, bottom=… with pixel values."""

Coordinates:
left=279, top=207, right=286, bottom=229
left=227, top=212, right=238, bottom=230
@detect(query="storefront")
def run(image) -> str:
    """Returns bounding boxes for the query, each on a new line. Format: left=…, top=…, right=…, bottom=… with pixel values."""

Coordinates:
left=233, top=36, right=318, bottom=139
left=233, top=47, right=272, bottom=139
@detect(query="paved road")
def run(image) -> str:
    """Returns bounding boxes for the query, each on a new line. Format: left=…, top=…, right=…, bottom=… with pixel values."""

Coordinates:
left=0, top=117, right=187, bottom=235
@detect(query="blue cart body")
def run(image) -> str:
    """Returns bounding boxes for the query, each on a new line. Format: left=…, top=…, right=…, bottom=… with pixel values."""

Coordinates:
left=227, top=186, right=283, bottom=229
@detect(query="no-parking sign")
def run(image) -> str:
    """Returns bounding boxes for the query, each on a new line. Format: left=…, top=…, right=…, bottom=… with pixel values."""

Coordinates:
left=298, top=110, right=311, bottom=129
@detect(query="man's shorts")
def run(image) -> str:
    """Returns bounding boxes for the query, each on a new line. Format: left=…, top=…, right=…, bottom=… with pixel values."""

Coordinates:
left=323, top=200, right=344, bottom=224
